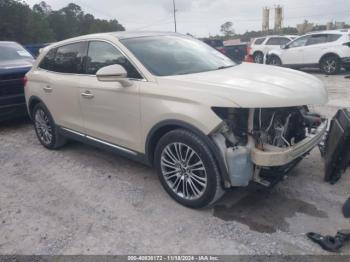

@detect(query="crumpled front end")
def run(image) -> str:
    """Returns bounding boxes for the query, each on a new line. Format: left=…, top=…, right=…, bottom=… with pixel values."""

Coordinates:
left=211, top=107, right=327, bottom=187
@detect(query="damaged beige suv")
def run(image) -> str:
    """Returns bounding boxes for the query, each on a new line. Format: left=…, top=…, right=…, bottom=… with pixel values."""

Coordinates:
left=25, top=32, right=328, bottom=208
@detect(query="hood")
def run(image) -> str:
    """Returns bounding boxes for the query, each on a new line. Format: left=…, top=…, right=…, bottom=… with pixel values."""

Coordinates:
left=0, top=59, right=33, bottom=75
left=159, top=63, right=328, bottom=108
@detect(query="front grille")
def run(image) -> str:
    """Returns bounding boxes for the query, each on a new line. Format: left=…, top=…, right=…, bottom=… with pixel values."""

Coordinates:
left=0, top=76, right=25, bottom=97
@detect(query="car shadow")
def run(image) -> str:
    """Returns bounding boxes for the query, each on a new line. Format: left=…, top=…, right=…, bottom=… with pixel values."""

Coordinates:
left=213, top=185, right=328, bottom=234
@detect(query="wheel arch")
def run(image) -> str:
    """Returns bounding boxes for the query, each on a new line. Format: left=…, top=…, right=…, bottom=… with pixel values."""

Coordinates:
left=145, top=120, right=231, bottom=188
left=319, top=53, right=341, bottom=64
left=28, top=96, right=45, bottom=119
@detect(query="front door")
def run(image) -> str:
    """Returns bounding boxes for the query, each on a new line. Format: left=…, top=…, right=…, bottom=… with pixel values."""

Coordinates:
left=280, top=35, right=310, bottom=65
left=79, top=41, right=144, bottom=152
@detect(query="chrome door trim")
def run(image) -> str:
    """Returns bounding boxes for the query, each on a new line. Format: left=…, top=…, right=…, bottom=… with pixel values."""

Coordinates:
left=61, top=127, right=137, bottom=156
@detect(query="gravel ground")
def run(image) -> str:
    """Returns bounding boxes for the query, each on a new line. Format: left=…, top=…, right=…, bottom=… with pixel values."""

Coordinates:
left=0, top=70, right=349, bottom=255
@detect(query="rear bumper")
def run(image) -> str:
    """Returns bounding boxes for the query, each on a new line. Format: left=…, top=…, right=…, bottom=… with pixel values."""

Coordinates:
left=251, top=121, right=328, bottom=167
left=0, top=102, right=27, bottom=121
left=341, top=57, right=350, bottom=66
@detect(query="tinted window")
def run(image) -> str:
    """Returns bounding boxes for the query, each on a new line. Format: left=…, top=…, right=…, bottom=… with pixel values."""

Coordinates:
left=266, top=37, right=291, bottom=45
left=306, top=34, right=328, bottom=46
left=288, top=36, right=309, bottom=48
left=52, top=42, right=87, bottom=73
left=86, top=41, right=141, bottom=79
left=328, top=34, right=342, bottom=42
left=254, top=38, right=266, bottom=45
left=39, top=48, right=56, bottom=70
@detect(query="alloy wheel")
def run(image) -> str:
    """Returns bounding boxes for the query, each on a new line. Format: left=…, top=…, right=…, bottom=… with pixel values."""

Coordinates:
left=323, top=59, right=337, bottom=74
left=254, top=54, right=263, bottom=64
left=160, top=142, right=207, bottom=200
left=35, top=108, right=53, bottom=145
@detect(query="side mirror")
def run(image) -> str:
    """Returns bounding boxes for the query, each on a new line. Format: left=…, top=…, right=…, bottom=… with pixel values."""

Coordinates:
left=96, top=64, right=132, bottom=87
left=281, top=44, right=289, bottom=49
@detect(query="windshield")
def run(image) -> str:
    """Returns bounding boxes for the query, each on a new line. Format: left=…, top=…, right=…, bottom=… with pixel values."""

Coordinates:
left=121, top=35, right=235, bottom=76
left=0, top=42, right=33, bottom=62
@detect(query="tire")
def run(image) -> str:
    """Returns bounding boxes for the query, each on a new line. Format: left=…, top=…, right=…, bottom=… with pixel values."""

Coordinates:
left=269, top=55, right=282, bottom=66
left=320, top=55, right=341, bottom=75
left=253, top=52, right=264, bottom=64
left=32, top=102, right=66, bottom=149
left=154, top=129, right=224, bottom=209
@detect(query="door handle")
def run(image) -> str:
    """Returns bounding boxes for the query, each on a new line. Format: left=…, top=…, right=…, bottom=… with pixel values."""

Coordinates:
left=43, top=85, right=53, bottom=93
left=81, top=91, right=94, bottom=99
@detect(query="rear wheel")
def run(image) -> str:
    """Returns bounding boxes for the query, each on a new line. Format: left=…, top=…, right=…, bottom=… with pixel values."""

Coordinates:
left=154, top=129, right=224, bottom=208
left=269, top=55, right=282, bottom=66
left=253, top=52, right=264, bottom=64
left=320, top=55, right=341, bottom=75
left=33, top=103, right=66, bottom=149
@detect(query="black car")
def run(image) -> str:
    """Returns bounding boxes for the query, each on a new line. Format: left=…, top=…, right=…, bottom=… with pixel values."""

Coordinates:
left=0, top=41, right=34, bottom=121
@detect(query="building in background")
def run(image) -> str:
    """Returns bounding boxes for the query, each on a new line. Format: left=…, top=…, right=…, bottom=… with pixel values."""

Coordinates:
left=297, top=20, right=314, bottom=34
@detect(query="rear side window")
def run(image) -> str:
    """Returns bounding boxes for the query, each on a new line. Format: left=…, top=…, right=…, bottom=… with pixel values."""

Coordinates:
left=327, top=34, right=342, bottom=42
left=254, top=38, right=266, bottom=45
left=53, top=42, right=87, bottom=74
left=266, top=37, right=291, bottom=45
left=306, top=34, right=328, bottom=46
left=86, top=41, right=141, bottom=79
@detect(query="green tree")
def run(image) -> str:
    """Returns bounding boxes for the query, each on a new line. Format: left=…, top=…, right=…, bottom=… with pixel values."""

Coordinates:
left=220, top=21, right=235, bottom=39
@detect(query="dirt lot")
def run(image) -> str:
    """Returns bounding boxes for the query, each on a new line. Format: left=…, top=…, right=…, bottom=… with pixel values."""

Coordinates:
left=0, top=70, right=349, bottom=255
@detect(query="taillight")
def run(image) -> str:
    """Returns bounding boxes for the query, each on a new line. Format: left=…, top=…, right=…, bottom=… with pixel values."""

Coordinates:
left=22, top=76, right=28, bottom=87
left=246, top=47, right=252, bottom=55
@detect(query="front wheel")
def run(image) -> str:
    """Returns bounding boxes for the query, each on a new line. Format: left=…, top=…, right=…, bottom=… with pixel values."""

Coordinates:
left=320, top=55, right=341, bottom=75
left=154, top=129, right=224, bottom=208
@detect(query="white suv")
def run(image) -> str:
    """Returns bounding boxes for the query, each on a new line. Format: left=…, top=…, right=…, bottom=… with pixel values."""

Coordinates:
left=25, top=32, right=328, bottom=208
left=267, top=30, right=350, bottom=74
left=250, top=35, right=296, bottom=64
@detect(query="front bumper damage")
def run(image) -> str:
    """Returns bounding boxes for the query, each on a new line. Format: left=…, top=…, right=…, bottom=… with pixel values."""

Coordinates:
left=251, top=120, right=327, bottom=167
left=212, top=108, right=328, bottom=188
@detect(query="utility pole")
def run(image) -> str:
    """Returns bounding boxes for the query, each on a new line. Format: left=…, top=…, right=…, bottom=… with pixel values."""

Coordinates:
left=173, top=0, right=177, bottom=32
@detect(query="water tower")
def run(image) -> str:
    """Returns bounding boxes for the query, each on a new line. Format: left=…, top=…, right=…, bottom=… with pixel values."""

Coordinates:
left=274, top=5, right=283, bottom=31
left=262, top=7, right=270, bottom=31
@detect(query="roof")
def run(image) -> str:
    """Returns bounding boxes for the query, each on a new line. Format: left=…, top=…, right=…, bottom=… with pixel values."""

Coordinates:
left=111, top=31, right=180, bottom=39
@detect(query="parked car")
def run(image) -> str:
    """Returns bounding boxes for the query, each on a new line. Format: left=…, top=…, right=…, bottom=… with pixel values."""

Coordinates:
left=202, top=38, right=225, bottom=53
left=25, top=32, right=328, bottom=208
left=0, top=41, right=34, bottom=121
left=249, top=35, right=297, bottom=64
left=223, top=43, right=248, bottom=64
left=24, top=43, right=51, bottom=58
left=267, top=30, right=350, bottom=74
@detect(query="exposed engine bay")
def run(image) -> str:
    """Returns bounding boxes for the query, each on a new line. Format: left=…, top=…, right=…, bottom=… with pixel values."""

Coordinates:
left=212, top=106, right=327, bottom=188
left=253, top=107, right=322, bottom=149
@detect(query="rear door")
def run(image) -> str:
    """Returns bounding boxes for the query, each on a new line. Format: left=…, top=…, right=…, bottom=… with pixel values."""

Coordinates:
left=37, top=42, right=87, bottom=132
left=264, top=37, right=291, bottom=54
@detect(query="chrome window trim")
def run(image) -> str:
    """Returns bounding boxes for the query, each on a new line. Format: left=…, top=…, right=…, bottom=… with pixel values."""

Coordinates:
left=37, top=38, right=148, bottom=82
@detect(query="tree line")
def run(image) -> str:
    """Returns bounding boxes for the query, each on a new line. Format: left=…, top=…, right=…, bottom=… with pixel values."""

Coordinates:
left=0, top=0, right=125, bottom=44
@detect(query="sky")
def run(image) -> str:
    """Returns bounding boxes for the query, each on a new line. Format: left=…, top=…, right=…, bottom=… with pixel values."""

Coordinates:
left=24, top=0, right=350, bottom=37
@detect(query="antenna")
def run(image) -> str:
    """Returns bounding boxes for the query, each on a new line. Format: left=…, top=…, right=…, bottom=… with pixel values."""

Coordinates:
left=173, top=0, right=177, bottom=32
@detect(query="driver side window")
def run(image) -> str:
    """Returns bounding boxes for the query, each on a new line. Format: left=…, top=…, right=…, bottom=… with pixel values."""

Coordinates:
left=86, top=41, right=142, bottom=79
left=288, top=36, right=310, bottom=48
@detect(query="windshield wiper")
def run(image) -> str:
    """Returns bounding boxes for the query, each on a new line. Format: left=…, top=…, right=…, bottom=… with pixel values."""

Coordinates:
left=217, top=65, right=235, bottom=70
